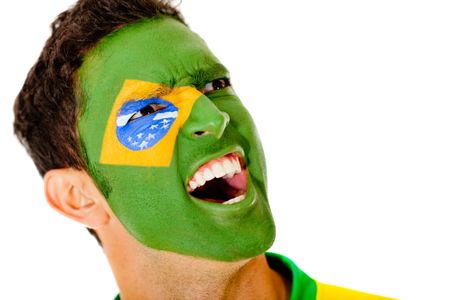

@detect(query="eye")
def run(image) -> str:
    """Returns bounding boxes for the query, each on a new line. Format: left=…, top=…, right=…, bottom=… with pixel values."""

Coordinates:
left=201, top=78, right=231, bottom=94
left=129, top=103, right=167, bottom=122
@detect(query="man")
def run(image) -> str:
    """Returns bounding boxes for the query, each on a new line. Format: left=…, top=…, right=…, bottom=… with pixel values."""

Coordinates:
left=14, top=0, right=393, bottom=299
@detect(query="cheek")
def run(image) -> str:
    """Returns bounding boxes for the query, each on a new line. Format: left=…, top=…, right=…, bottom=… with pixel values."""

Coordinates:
left=224, top=105, right=267, bottom=184
left=103, top=166, right=180, bottom=213
left=224, top=105, right=259, bottom=139
left=101, top=166, right=199, bottom=243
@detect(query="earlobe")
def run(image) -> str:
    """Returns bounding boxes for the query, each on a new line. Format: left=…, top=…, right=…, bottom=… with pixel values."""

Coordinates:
left=44, top=168, right=110, bottom=229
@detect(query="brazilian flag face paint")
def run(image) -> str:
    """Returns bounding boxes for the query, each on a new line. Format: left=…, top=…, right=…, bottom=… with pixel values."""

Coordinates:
left=99, top=81, right=201, bottom=167
left=78, top=17, right=275, bottom=261
left=116, top=98, right=178, bottom=151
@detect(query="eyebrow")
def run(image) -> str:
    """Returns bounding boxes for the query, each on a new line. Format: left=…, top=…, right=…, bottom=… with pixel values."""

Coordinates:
left=189, top=63, right=229, bottom=88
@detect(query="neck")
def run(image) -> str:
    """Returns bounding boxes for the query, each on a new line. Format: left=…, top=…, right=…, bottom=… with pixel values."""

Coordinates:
left=100, top=218, right=290, bottom=299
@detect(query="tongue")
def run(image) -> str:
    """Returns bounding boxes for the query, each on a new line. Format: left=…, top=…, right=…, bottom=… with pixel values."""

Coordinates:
left=225, top=169, right=247, bottom=191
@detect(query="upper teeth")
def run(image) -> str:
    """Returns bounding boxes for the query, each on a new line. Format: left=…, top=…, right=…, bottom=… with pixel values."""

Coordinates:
left=188, top=155, right=242, bottom=192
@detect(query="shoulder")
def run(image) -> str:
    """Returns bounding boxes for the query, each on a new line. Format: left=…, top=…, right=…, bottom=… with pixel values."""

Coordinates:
left=315, top=282, right=395, bottom=300
left=266, top=253, right=394, bottom=300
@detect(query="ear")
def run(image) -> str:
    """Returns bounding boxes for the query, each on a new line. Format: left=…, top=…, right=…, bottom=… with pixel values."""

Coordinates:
left=44, top=168, right=110, bottom=229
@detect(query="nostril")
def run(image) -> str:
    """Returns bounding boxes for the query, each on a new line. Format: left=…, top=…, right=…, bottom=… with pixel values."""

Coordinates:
left=193, top=131, right=208, bottom=137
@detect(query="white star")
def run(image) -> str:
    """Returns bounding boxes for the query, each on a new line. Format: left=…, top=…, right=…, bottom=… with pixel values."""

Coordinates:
left=161, top=119, right=170, bottom=124
left=137, top=133, right=143, bottom=139
left=132, top=141, right=139, bottom=146
left=127, top=136, right=133, bottom=142
left=139, top=140, right=149, bottom=149
left=162, top=124, right=170, bottom=129
left=150, top=124, right=159, bottom=130
left=146, top=133, right=156, bottom=140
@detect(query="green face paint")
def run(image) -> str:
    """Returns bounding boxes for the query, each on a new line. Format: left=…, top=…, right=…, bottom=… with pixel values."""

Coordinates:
left=78, top=17, right=275, bottom=261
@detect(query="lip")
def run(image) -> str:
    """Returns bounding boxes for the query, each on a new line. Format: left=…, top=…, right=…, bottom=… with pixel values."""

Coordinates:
left=189, top=179, right=256, bottom=214
left=185, top=145, right=256, bottom=210
left=185, top=145, right=245, bottom=189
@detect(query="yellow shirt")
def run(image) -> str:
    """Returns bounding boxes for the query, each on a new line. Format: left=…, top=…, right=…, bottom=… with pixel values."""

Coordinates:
left=266, top=253, right=395, bottom=300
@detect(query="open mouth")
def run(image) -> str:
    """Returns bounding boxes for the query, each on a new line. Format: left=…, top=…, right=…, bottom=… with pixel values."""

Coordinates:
left=188, top=152, right=247, bottom=205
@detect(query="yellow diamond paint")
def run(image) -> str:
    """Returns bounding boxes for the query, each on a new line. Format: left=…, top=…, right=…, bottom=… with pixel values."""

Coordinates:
left=316, top=281, right=396, bottom=300
left=100, top=79, right=202, bottom=167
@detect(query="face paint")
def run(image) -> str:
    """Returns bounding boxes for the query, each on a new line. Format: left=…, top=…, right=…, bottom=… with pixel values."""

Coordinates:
left=78, top=17, right=275, bottom=261
left=101, top=80, right=201, bottom=166
left=117, top=98, right=177, bottom=150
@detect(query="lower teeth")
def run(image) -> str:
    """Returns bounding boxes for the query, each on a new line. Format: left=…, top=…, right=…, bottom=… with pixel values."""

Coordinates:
left=222, top=194, right=246, bottom=205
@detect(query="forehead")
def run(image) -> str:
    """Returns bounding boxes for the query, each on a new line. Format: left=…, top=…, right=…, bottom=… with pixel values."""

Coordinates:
left=77, top=17, right=228, bottom=167
left=79, top=16, right=223, bottom=95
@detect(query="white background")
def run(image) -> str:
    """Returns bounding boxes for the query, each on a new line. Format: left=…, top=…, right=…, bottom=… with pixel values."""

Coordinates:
left=1, top=1, right=449, bottom=299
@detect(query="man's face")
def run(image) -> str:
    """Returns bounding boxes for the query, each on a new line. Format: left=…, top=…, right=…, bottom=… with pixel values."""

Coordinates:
left=78, top=17, right=275, bottom=261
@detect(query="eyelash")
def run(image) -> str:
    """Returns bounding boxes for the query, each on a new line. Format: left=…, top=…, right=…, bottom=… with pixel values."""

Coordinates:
left=201, top=78, right=231, bottom=94
left=129, top=103, right=167, bottom=122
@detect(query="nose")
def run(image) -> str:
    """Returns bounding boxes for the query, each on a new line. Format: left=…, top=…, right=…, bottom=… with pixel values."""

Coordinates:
left=181, top=95, right=229, bottom=139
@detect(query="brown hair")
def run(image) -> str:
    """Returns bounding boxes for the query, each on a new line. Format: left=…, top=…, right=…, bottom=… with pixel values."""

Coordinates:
left=13, top=0, right=185, bottom=244
left=13, top=0, right=184, bottom=177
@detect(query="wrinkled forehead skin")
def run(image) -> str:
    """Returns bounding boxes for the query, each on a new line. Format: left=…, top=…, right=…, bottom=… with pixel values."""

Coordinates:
left=77, top=16, right=275, bottom=261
